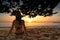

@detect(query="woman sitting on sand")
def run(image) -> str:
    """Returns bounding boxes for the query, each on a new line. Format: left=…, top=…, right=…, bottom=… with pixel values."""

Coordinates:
left=13, top=17, right=26, bottom=36
left=0, top=10, right=27, bottom=37
left=8, top=10, right=27, bottom=37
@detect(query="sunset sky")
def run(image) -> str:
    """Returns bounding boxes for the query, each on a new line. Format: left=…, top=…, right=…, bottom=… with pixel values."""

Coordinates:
left=0, top=3, right=60, bottom=24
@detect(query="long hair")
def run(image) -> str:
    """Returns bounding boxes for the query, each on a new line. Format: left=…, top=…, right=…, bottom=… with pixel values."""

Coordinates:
left=15, top=12, right=23, bottom=24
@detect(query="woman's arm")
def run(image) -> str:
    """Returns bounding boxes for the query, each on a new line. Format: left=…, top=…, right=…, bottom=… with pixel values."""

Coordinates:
left=0, top=21, right=15, bottom=37
left=6, top=24, right=14, bottom=37
left=6, top=21, right=15, bottom=37
left=23, top=21, right=27, bottom=34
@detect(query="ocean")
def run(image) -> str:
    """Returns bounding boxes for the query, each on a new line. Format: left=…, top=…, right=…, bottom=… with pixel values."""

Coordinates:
left=0, top=22, right=60, bottom=28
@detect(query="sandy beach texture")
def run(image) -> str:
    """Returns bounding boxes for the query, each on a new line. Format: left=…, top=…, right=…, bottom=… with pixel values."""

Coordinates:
left=0, top=27, right=60, bottom=40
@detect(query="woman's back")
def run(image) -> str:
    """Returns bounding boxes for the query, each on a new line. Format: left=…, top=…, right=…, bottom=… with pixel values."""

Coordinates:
left=13, top=20, right=25, bottom=35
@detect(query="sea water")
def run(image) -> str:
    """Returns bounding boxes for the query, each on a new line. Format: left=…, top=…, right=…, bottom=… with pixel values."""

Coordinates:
left=0, top=22, right=60, bottom=29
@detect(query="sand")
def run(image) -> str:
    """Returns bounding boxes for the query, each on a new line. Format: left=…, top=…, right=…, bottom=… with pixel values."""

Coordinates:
left=0, top=27, right=60, bottom=40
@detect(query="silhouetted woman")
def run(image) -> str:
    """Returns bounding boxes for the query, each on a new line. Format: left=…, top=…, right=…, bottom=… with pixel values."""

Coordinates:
left=9, top=10, right=26, bottom=37
left=0, top=10, right=27, bottom=37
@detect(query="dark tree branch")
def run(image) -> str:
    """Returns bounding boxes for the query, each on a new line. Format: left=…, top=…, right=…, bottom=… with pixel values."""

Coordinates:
left=0, top=0, right=60, bottom=17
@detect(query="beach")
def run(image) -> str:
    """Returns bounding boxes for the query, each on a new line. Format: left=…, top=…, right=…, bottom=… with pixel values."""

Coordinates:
left=0, top=22, right=60, bottom=40
left=0, top=27, right=60, bottom=40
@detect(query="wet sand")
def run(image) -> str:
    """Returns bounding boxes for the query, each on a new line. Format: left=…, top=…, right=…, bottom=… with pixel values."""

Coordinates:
left=0, top=27, right=60, bottom=40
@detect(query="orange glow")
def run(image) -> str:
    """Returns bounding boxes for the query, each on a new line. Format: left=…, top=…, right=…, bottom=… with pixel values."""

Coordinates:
left=0, top=15, right=60, bottom=23
left=22, top=16, right=51, bottom=23
left=22, top=16, right=38, bottom=23
left=0, top=16, right=15, bottom=22
left=27, top=18, right=33, bottom=23
left=0, top=14, right=60, bottom=27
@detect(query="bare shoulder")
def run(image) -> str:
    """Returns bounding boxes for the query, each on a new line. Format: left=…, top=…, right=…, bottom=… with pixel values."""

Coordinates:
left=13, top=20, right=16, bottom=23
left=12, top=20, right=17, bottom=24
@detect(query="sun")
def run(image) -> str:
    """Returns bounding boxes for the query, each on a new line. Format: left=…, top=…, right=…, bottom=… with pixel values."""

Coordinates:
left=22, top=16, right=33, bottom=23
left=28, top=18, right=33, bottom=23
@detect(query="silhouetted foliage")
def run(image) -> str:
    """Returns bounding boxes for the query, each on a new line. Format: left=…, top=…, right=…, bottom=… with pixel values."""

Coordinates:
left=0, top=0, right=60, bottom=18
